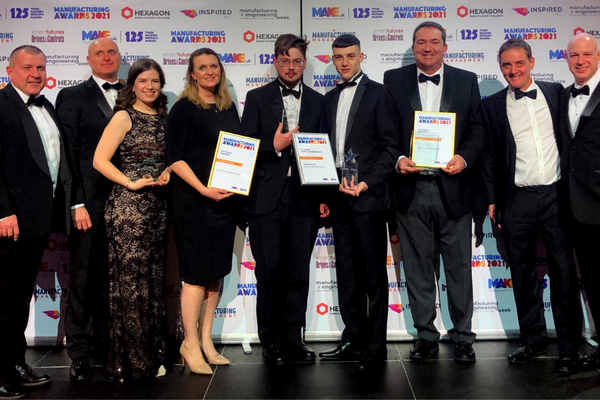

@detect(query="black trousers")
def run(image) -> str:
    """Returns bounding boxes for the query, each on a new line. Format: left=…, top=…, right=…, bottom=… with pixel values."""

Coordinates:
left=502, top=184, right=582, bottom=352
left=64, top=212, right=109, bottom=361
left=570, top=217, right=600, bottom=339
left=0, top=235, right=49, bottom=384
left=330, top=194, right=389, bottom=354
left=248, top=181, right=318, bottom=348
left=396, top=178, right=475, bottom=344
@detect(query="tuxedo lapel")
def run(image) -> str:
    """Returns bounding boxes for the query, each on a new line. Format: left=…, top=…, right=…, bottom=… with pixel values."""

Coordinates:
left=403, top=65, right=422, bottom=112
left=6, top=84, right=51, bottom=178
left=298, top=83, right=313, bottom=130
left=440, top=66, right=457, bottom=112
left=581, top=82, right=600, bottom=118
left=266, top=81, right=284, bottom=127
left=330, top=88, right=341, bottom=160
left=345, top=75, right=368, bottom=143
left=494, top=89, right=514, bottom=169
left=561, top=86, right=574, bottom=139
left=536, top=81, right=560, bottom=140
left=85, top=77, right=112, bottom=119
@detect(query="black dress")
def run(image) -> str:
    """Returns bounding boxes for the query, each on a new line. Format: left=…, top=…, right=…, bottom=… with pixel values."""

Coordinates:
left=166, top=99, right=241, bottom=285
left=104, top=108, right=168, bottom=380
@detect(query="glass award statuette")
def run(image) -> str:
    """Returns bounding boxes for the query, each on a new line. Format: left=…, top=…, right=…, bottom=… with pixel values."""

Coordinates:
left=342, top=148, right=358, bottom=188
left=134, top=147, right=165, bottom=181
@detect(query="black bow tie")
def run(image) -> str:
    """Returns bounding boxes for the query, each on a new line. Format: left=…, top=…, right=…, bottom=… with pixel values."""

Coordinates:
left=515, top=89, right=537, bottom=100
left=102, top=82, right=124, bottom=91
left=418, top=73, right=441, bottom=85
left=281, top=87, right=301, bottom=99
left=337, top=71, right=364, bottom=91
left=570, top=84, right=590, bottom=98
left=26, top=94, right=45, bottom=107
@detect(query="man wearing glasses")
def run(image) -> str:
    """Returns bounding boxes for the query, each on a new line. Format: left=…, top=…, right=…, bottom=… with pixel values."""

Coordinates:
left=242, top=34, right=324, bottom=365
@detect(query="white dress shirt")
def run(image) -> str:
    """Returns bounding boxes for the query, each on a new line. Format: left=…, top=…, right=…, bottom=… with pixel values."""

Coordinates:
left=568, top=68, right=600, bottom=135
left=14, top=86, right=61, bottom=194
left=92, top=74, right=120, bottom=109
left=278, top=79, right=302, bottom=176
left=507, top=81, right=560, bottom=187
left=335, top=73, right=363, bottom=168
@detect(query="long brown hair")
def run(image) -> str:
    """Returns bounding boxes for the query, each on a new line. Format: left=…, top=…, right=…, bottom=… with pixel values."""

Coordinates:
left=176, top=48, right=232, bottom=111
left=114, top=58, right=168, bottom=117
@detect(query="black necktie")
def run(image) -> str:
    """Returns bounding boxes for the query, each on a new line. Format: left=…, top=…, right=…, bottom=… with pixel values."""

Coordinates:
left=337, top=71, right=364, bottom=90
left=570, top=84, right=590, bottom=98
left=26, top=94, right=45, bottom=107
left=102, top=82, right=124, bottom=91
left=515, top=89, right=537, bottom=100
left=418, top=73, right=441, bottom=85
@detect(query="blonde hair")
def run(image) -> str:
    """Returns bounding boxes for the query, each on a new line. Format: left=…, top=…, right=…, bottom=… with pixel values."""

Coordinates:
left=177, top=48, right=232, bottom=111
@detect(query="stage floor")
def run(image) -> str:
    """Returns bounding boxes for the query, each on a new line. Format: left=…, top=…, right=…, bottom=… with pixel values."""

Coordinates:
left=21, top=340, right=600, bottom=399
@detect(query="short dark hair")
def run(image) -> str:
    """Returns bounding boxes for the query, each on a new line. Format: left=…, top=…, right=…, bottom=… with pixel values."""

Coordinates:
left=412, top=21, right=446, bottom=45
left=332, top=34, right=360, bottom=51
left=9, top=45, right=44, bottom=66
left=115, top=58, right=168, bottom=117
left=274, top=34, right=309, bottom=58
left=498, top=38, right=533, bottom=61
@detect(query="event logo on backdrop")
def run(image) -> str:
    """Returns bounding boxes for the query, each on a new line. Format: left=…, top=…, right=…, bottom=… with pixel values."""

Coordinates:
left=120, top=7, right=170, bottom=20
left=53, top=6, right=109, bottom=19
left=9, top=7, right=44, bottom=19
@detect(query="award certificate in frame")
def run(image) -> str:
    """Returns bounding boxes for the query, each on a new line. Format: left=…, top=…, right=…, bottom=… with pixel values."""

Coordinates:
left=291, top=133, right=339, bottom=185
left=207, top=131, right=260, bottom=196
left=411, top=111, right=456, bottom=169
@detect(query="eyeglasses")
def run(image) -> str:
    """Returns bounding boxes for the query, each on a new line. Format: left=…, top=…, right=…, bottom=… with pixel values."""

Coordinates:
left=277, top=59, right=304, bottom=67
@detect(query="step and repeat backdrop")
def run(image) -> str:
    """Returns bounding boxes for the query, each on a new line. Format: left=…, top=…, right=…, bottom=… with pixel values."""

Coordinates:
left=0, top=0, right=598, bottom=344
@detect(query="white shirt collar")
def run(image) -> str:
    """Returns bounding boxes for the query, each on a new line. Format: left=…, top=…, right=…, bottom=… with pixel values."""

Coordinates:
left=417, top=64, right=444, bottom=77
left=92, top=74, right=119, bottom=91
left=508, top=80, right=539, bottom=102
left=574, top=67, right=600, bottom=92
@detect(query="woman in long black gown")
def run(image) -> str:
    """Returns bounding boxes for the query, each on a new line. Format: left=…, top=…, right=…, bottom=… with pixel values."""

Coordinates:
left=93, top=58, right=171, bottom=380
left=166, top=48, right=241, bottom=375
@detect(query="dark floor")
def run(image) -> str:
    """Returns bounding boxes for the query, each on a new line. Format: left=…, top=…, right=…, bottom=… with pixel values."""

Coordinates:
left=21, top=340, right=600, bottom=399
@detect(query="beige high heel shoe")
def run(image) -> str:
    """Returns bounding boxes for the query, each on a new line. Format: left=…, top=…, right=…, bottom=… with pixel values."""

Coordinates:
left=199, top=340, right=231, bottom=365
left=180, top=342, right=213, bottom=375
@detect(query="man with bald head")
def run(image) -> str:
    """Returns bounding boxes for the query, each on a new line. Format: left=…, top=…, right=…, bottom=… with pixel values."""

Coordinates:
left=56, top=37, right=122, bottom=380
left=560, top=33, right=600, bottom=369
left=0, top=45, right=72, bottom=398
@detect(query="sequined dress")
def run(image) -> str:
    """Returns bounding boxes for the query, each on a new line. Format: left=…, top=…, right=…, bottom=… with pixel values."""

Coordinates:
left=104, top=108, right=168, bottom=380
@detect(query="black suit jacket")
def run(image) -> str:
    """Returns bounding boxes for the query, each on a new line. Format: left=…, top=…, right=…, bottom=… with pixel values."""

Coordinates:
left=241, top=80, right=324, bottom=216
left=0, top=83, right=72, bottom=237
left=322, top=75, right=400, bottom=212
left=560, top=81, right=600, bottom=225
left=383, top=63, right=485, bottom=217
left=482, top=81, right=563, bottom=215
left=56, top=76, right=114, bottom=216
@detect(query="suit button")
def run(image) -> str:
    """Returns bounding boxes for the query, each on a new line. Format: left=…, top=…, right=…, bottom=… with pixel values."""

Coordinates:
left=595, top=170, right=600, bottom=175
left=572, top=146, right=576, bottom=150
left=571, top=168, right=575, bottom=172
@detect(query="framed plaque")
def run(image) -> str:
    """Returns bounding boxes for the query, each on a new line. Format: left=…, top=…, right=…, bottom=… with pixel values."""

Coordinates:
left=291, top=133, right=339, bottom=185
left=411, top=111, right=456, bottom=169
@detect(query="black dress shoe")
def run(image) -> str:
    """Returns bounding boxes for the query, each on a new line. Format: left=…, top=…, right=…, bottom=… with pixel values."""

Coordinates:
left=454, top=342, right=476, bottom=364
left=507, top=344, right=548, bottom=364
left=319, top=342, right=359, bottom=360
left=409, top=339, right=439, bottom=360
left=0, top=384, right=25, bottom=400
left=357, top=350, right=386, bottom=372
left=556, top=351, right=580, bottom=375
left=70, top=358, right=93, bottom=381
left=262, top=345, right=285, bottom=365
left=14, top=364, right=51, bottom=387
left=285, top=343, right=316, bottom=362
left=580, top=349, right=600, bottom=371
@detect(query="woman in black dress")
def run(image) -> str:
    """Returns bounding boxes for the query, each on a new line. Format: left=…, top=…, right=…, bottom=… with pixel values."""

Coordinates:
left=166, top=48, right=241, bottom=375
left=93, top=58, right=170, bottom=380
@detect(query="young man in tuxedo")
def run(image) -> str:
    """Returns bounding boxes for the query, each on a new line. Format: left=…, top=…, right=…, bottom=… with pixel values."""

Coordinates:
left=55, top=37, right=122, bottom=381
left=383, top=21, right=485, bottom=363
left=482, top=38, right=582, bottom=374
left=0, top=45, right=72, bottom=399
left=318, top=34, right=399, bottom=371
left=559, top=33, right=600, bottom=371
left=241, top=34, right=324, bottom=365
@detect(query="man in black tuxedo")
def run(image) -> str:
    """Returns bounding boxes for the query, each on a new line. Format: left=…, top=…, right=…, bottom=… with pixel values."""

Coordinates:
left=482, top=38, right=582, bottom=374
left=55, top=37, right=121, bottom=380
left=319, top=34, right=399, bottom=371
left=242, top=34, right=323, bottom=365
left=559, top=33, right=600, bottom=370
left=0, top=45, right=72, bottom=399
left=383, top=21, right=484, bottom=363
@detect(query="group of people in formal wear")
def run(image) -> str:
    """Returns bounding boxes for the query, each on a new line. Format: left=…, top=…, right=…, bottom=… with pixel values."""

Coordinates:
left=0, top=19, right=600, bottom=398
